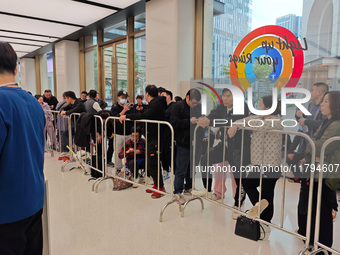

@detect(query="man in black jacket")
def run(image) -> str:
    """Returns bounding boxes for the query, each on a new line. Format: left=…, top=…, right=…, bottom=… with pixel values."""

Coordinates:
left=161, top=90, right=175, bottom=176
left=197, top=88, right=251, bottom=218
left=43, top=89, right=58, bottom=110
left=119, top=85, right=166, bottom=199
left=60, top=91, right=86, bottom=117
left=170, top=89, right=201, bottom=204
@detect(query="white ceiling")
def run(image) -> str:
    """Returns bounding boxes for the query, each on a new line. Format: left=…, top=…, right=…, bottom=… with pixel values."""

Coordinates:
left=0, top=0, right=141, bottom=59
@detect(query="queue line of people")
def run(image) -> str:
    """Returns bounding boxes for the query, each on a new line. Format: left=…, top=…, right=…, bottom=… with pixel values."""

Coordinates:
left=34, top=81, right=340, bottom=252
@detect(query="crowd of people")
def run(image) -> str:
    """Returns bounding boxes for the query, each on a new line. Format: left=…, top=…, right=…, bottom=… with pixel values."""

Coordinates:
left=1, top=40, right=340, bottom=254
left=29, top=75, right=340, bottom=254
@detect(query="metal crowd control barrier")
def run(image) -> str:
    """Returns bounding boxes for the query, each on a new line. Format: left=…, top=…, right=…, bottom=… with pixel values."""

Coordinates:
left=44, top=110, right=61, bottom=157
left=60, top=113, right=105, bottom=187
left=101, top=117, right=182, bottom=222
left=309, top=136, right=340, bottom=255
left=186, top=125, right=316, bottom=254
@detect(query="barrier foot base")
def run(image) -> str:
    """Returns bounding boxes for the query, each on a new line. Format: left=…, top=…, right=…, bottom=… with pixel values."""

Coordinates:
left=159, top=199, right=182, bottom=222
left=298, top=246, right=312, bottom=255
left=308, top=248, right=329, bottom=255
left=181, top=197, right=204, bottom=218
left=61, top=159, right=76, bottom=172
left=92, top=176, right=115, bottom=193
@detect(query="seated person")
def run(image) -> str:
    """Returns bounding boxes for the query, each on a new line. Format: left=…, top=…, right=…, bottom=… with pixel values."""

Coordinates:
left=119, top=127, right=145, bottom=182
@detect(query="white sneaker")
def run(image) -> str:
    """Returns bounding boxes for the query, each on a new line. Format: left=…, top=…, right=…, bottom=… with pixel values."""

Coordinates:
left=248, top=199, right=269, bottom=219
left=174, top=194, right=186, bottom=205
left=210, top=193, right=221, bottom=201
left=132, top=177, right=144, bottom=188
left=191, top=188, right=208, bottom=197
left=144, top=176, right=154, bottom=185
left=162, top=171, right=170, bottom=180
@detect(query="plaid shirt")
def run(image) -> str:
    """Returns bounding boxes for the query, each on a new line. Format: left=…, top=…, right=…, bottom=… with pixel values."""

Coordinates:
left=119, top=138, right=145, bottom=160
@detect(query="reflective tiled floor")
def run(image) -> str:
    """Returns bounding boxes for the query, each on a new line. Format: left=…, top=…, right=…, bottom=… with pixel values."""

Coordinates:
left=44, top=154, right=339, bottom=255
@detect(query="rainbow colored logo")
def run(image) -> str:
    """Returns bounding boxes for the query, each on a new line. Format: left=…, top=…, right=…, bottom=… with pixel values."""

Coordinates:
left=230, top=25, right=306, bottom=92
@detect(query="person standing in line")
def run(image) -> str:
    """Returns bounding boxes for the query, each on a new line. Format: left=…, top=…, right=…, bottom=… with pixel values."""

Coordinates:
left=56, top=92, right=69, bottom=161
left=0, top=42, right=46, bottom=255
left=160, top=90, right=175, bottom=179
left=35, top=94, right=57, bottom=149
left=84, top=89, right=102, bottom=114
left=197, top=88, right=251, bottom=219
left=228, top=95, right=283, bottom=231
left=170, top=89, right=202, bottom=204
left=60, top=91, right=86, bottom=117
left=119, top=85, right=167, bottom=199
left=111, top=90, right=134, bottom=172
left=43, top=89, right=58, bottom=110
left=80, top=91, right=88, bottom=103
left=299, top=91, right=340, bottom=252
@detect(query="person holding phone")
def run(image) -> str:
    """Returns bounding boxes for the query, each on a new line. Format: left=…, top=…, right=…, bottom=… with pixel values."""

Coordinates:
left=110, top=91, right=135, bottom=172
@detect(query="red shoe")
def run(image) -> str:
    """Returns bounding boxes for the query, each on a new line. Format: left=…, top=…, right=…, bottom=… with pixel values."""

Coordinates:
left=146, top=185, right=156, bottom=193
left=151, top=187, right=166, bottom=199
left=58, top=157, right=63, bottom=160
left=63, top=157, right=70, bottom=162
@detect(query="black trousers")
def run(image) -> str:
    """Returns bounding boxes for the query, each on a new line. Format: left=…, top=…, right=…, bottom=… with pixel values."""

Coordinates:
left=0, top=209, right=43, bottom=255
left=107, top=138, right=114, bottom=164
left=298, top=180, right=333, bottom=253
left=127, top=159, right=145, bottom=178
left=148, top=139, right=164, bottom=188
left=242, top=171, right=278, bottom=223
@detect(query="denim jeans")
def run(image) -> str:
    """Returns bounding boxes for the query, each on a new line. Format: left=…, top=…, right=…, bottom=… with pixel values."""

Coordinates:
left=174, top=145, right=191, bottom=194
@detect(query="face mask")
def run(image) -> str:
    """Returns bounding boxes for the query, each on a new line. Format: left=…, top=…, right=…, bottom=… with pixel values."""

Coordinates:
left=120, top=98, right=127, bottom=104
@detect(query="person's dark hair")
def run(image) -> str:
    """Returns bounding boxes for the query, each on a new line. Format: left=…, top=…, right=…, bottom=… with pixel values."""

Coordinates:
left=98, top=110, right=111, bottom=120
left=164, top=90, right=173, bottom=100
left=174, top=96, right=182, bottom=102
left=314, top=82, right=329, bottom=94
left=130, top=126, right=141, bottom=135
left=0, top=42, right=17, bottom=75
left=145, top=85, right=158, bottom=98
left=158, top=87, right=166, bottom=94
left=222, top=88, right=231, bottom=95
left=136, top=95, right=143, bottom=100
left=62, top=92, right=67, bottom=98
left=34, top=94, right=43, bottom=100
left=323, top=91, right=340, bottom=119
left=44, top=89, right=52, bottom=93
left=89, top=89, right=97, bottom=98
left=261, top=95, right=281, bottom=116
left=81, top=91, right=88, bottom=95
left=64, top=91, right=77, bottom=100
left=186, top=88, right=201, bottom=101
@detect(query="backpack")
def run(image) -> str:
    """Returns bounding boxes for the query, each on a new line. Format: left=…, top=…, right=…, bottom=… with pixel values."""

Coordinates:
left=74, top=113, right=94, bottom=147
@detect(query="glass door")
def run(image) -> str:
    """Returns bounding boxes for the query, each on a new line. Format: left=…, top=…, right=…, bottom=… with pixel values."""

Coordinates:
left=102, top=41, right=127, bottom=108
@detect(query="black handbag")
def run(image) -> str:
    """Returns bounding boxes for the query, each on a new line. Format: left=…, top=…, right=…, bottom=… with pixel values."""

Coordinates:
left=234, top=215, right=265, bottom=241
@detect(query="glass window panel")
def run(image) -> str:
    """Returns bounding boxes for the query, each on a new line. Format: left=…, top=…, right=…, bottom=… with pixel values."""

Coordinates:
left=116, top=42, right=127, bottom=92
left=85, top=49, right=98, bottom=92
left=85, top=34, right=97, bottom=48
left=104, top=20, right=127, bottom=42
left=40, top=51, right=54, bottom=93
left=134, top=36, right=146, bottom=100
left=134, top=13, right=146, bottom=32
